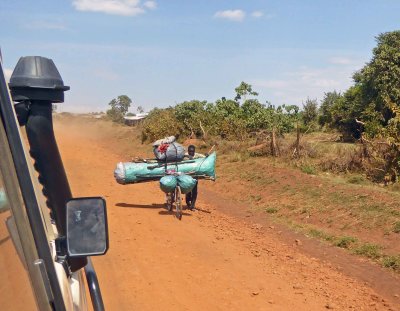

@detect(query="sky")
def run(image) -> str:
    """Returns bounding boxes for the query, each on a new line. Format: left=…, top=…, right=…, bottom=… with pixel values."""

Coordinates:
left=0, top=0, right=399, bottom=113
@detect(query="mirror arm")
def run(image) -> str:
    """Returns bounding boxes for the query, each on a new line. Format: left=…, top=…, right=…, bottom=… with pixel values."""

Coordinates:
left=85, top=258, right=105, bottom=311
left=55, top=236, right=71, bottom=277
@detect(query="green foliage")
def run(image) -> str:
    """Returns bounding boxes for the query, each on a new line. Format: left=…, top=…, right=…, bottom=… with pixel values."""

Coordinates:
left=258, top=105, right=297, bottom=138
left=234, top=81, right=258, bottom=102
left=307, top=228, right=334, bottom=241
left=141, top=108, right=183, bottom=143
left=329, top=85, right=365, bottom=140
left=382, top=255, right=400, bottom=271
left=352, top=243, right=382, bottom=259
left=241, top=99, right=266, bottom=130
left=327, top=31, right=400, bottom=140
left=137, top=32, right=400, bottom=185
left=140, top=82, right=300, bottom=143
left=106, top=95, right=132, bottom=123
left=334, top=236, right=357, bottom=249
left=319, top=91, right=342, bottom=127
left=265, top=207, right=278, bottom=214
left=174, top=100, right=211, bottom=138
left=301, top=164, right=316, bottom=175
left=393, top=221, right=400, bottom=233
left=302, top=98, right=318, bottom=127
left=356, top=31, right=400, bottom=121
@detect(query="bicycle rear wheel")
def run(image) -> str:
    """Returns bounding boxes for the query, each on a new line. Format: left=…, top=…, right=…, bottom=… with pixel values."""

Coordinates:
left=175, top=186, right=182, bottom=220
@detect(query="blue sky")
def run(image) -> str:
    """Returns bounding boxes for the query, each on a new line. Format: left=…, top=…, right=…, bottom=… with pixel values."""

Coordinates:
left=0, top=0, right=399, bottom=113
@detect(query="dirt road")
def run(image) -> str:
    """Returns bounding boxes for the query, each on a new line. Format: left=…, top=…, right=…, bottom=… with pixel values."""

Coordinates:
left=57, top=119, right=398, bottom=310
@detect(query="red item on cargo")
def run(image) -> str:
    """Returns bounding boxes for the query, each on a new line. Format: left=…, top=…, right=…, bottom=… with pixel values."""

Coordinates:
left=158, top=143, right=169, bottom=154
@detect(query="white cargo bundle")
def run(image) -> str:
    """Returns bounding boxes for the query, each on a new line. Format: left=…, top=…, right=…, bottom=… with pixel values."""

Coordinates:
left=152, top=136, right=185, bottom=162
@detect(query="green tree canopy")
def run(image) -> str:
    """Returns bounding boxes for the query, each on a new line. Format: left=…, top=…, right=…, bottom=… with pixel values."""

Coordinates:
left=142, top=108, right=183, bottom=143
left=106, top=95, right=132, bottom=123
left=319, top=91, right=342, bottom=126
left=174, top=100, right=210, bottom=137
left=330, top=31, right=400, bottom=139
left=302, top=98, right=318, bottom=127
left=234, top=81, right=259, bottom=103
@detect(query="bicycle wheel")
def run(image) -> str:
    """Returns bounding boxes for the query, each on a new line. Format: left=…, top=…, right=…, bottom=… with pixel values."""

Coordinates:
left=175, top=186, right=182, bottom=220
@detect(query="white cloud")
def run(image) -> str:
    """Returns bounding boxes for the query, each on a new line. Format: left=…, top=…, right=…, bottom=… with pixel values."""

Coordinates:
left=72, top=0, right=145, bottom=16
left=251, top=11, right=264, bottom=18
left=143, top=1, right=157, bottom=10
left=329, top=57, right=352, bottom=65
left=214, top=10, right=245, bottom=22
left=4, top=68, right=13, bottom=82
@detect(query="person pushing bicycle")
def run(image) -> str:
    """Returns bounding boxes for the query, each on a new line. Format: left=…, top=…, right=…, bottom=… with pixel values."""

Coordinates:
left=184, top=145, right=205, bottom=210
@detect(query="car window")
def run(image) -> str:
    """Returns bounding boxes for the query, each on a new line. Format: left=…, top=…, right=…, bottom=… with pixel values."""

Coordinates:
left=0, top=176, right=37, bottom=311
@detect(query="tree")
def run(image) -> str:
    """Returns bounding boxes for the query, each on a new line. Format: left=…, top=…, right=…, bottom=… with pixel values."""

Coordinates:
left=241, top=99, right=266, bottom=130
left=141, top=108, right=183, bottom=143
left=329, top=85, right=364, bottom=140
left=355, top=31, right=400, bottom=122
left=174, top=100, right=210, bottom=138
left=234, top=81, right=259, bottom=103
left=319, top=91, right=342, bottom=127
left=252, top=104, right=298, bottom=156
left=137, top=106, right=144, bottom=114
left=106, top=95, right=132, bottom=123
left=211, top=97, right=246, bottom=139
left=330, top=31, right=400, bottom=139
left=302, top=98, right=318, bottom=127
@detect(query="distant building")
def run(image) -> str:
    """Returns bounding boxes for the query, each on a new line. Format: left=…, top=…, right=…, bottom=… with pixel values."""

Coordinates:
left=93, top=112, right=106, bottom=119
left=123, top=113, right=148, bottom=126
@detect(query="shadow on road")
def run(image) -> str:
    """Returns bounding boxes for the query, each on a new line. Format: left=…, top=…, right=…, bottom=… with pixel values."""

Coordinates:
left=116, top=203, right=165, bottom=209
left=158, top=210, right=192, bottom=217
left=193, top=207, right=211, bottom=214
left=116, top=202, right=193, bottom=217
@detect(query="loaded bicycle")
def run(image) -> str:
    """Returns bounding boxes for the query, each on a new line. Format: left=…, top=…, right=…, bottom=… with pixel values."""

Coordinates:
left=114, top=138, right=217, bottom=220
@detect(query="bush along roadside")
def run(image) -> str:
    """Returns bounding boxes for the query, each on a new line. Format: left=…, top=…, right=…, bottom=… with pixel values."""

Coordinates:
left=303, top=225, right=400, bottom=272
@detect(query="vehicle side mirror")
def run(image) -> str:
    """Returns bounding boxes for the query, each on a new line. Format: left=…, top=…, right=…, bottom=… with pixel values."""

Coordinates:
left=66, top=197, right=109, bottom=257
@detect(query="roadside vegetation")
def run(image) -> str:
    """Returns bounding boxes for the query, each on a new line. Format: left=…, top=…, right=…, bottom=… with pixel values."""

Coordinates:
left=99, top=31, right=400, bottom=271
left=140, top=31, right=400, bottom=186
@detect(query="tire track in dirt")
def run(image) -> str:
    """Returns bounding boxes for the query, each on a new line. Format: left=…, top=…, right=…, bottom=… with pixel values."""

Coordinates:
left=56, top=119, right=397, bottom=310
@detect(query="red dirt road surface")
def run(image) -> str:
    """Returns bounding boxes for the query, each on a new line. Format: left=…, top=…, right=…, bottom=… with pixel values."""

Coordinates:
left=57, top=119, right=399, bottom=310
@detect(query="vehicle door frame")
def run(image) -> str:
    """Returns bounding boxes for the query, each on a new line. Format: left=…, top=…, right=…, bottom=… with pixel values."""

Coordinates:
left=0, top=59, right=67, bottom=310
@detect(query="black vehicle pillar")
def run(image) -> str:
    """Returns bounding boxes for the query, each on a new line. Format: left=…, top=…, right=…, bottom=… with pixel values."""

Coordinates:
left=9, top=56, right=87, bottom=271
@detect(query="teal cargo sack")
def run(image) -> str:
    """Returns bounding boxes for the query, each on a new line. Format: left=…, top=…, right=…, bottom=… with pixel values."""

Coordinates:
left=114, top=151, right=217, bottom=185
left=177, top=174, right=197, bottom=194
left=159, top=175, right=177, bottom=193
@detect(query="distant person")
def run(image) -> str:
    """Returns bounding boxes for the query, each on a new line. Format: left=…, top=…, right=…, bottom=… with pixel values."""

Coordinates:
left=184, top=145, right=204, bottom=210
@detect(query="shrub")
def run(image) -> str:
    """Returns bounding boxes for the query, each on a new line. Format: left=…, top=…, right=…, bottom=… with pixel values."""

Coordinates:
left=352, top=243, right=382, bottom=259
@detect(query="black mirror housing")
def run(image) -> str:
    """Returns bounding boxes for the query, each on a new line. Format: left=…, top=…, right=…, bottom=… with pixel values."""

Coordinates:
left=66, top=197, right=109, bottom=257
